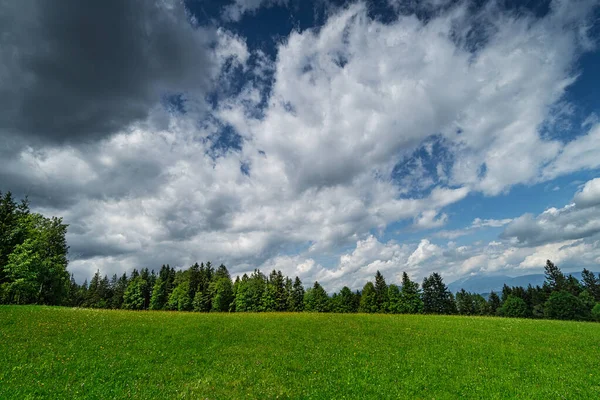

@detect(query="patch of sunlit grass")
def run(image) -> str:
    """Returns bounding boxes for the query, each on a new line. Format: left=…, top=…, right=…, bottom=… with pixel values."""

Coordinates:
left=1, top=306, right=599, bottom=399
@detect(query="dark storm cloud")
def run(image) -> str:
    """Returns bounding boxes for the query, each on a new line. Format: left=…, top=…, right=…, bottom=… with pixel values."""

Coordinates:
left=0, top=0, right=215, bottom=145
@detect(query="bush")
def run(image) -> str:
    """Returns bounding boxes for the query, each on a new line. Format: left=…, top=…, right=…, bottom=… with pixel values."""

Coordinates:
left=499, top=295, right=528, bottom=318
left=544, top=290, right=588, bottom=321
left=592, top=303, right=600, bottom=322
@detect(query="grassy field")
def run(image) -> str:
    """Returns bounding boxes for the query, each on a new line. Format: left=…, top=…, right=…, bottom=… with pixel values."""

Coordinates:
left=1, top=306, right=599, bottom=399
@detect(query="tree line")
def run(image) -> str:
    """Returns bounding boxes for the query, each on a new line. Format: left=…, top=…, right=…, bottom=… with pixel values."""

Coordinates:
left=1, top=192, right=600, bottom=321
left=56, top=261, right=600, bottom=322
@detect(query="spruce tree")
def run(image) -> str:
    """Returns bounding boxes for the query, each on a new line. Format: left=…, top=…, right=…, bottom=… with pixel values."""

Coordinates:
left=422, top=273, right=455, bottom=314
left=359, top=282, right=377, bottom=313
left=374, top=271, right=388, bottom=313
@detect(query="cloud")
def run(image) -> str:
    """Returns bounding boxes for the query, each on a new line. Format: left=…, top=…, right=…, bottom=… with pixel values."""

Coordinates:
left=0, top=0, right=216, bottom=146
left=501, top=177, right=600, bottom=246
left=573, top=177, right=600, bottom=208
left=436, top=217, right=513, bottom=239
left=2, top=0, right=599, bottom=287
left=413, top=210, right=448, bottom=229
left=222, top=0, right=289, bottom=22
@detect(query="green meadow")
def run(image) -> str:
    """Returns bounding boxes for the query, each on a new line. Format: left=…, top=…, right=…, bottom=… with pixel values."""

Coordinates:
left=1, top=306, right=599, bottom=399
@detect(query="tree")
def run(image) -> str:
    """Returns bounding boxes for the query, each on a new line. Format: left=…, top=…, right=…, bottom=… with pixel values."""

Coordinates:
left=581, top=269, right=600, bottom=302
left=167, top=280, right=192, bottom=311
left=209, top=265, right=234, bottom=312
left=260, top=282, right=278, bottom=312
left=396, top=272, right=423, bottom=314
left=111, top=273, right=128, bottom=309
left=374, top=271, right=388, bottom=313
left=456, top=289, right=474, bottom=315
left=304, top=281, right=330, bottom=312
left=210, top=276, right=234, bottom=312
left=1, top=212, right=69, bottom=305
left=422, top=273, right=455, bottom=314
left=544, top=290, right=588, bottom=321
left=0, top=192, right=31, bottom=283
left=487, top=291, right=501, bottom=315
left=544, top=260, right=566, bottom=292
left=288, top=276, right=305, bottom=312
left=499, top=295, right=528, bottom=318
left=235, top=270, right=266, bottom=312
left=387, top=284, right=401, bottom=313
left=123, top=275, right=149, bottom=310
left=331, top=286, right=356, bottom=313
left=592, top=303, right=600, bottom=322
left=359, top=282, right=378, bottom=313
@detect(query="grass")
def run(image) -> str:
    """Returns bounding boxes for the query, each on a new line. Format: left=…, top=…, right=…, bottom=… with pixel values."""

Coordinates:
left=1, top=306, right=599, bottom=399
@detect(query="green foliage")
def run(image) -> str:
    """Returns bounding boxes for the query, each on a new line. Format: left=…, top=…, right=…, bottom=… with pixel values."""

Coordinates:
left=422, top=273, right=455, bottom=314
left=330, top=286, right=357, bottom=313
left=592, top=303, right=600, bottom=322
left=544, top=290, right=589, bottom=321
left=487, top=291, right=501, bottom=315
left=374, top=271, right=388, bottom=313
left=1, top=209, right=69, bottom=305
left=235, top=271, right=267, bottom=312
left=288, top=276, right=305, bottom=312
left=122, top=276, right=149, bottom=310
left=544, top=260, right=566, bottom=292
left=581, top=269, right=600, bottom=302
left=210, top=277, right=234, bottom=312
left=499, top=295, right=528, bottom=318
left=304, top=281, right=330, bottom=312
left=358, top=282, right=378, bottom=313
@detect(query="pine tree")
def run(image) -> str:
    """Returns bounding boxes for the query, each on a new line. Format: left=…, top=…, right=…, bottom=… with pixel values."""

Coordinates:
left=544, top=260, right=566, bottom=292
left=398, top=272, right=423, bottom=314
left=304, top=281, right=330, bottom=312
left=581, top=269, right=600, bottom=301
left=289, top=276, right=305, bottom=312
left=374, top=271, right=388, bottom=313
left=359, top=282, right=377, bottom=313
left=210, top=274, right=234, bottom=312
left=387, top=284, right=401, bottom=314
left=111, top=273, right=128, bottom=309
left=422, top=273, right=455, bottom=314
left=487, top=291, right=501, bottom=315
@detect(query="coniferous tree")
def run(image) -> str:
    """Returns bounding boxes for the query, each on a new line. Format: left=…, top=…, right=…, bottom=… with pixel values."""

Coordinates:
left=387, top=284, right=401, bottom=313
left=111, top=273, right=128, bottom=309
left=210, top=271, right=234, bottom=312
left=374, top=271, right=389, bottom=313
left=487, top=291, right=501, bottom=315
left=544, top=260, right=566, bottom=292
left=398, top=272, right=423, bottom=314
left=288, top=276, right=305, bottom=312
left=422, top=273, right=455, bottom=314
left=581, top=269, right=600, bottom=301
left=456, top=289, right=474, bottom=315
left=304, top=281, right=330, bottom=312
left=358, top=281, right=378, bottom=313
left=261, top=281, right=278, bottom=312
left=331, top=286, right=355, bottom=313
left=284, top=277, right=293, bottom=310
left=123, top=274, right=149, bottom=310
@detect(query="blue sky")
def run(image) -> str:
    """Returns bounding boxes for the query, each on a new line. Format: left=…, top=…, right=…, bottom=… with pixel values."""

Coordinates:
left=1, top=0, right=599, bottom=289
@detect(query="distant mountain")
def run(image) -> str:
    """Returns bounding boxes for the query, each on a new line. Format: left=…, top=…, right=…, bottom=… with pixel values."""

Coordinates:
left=447, top=271, right=598, bottom=295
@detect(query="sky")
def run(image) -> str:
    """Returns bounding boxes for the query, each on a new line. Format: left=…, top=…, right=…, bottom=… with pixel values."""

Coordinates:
left=1, top=0, right=600, bottom=290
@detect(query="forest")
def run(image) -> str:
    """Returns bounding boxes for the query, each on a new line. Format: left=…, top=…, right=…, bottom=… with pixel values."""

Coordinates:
left=2, top=191, right=600, bottom=321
